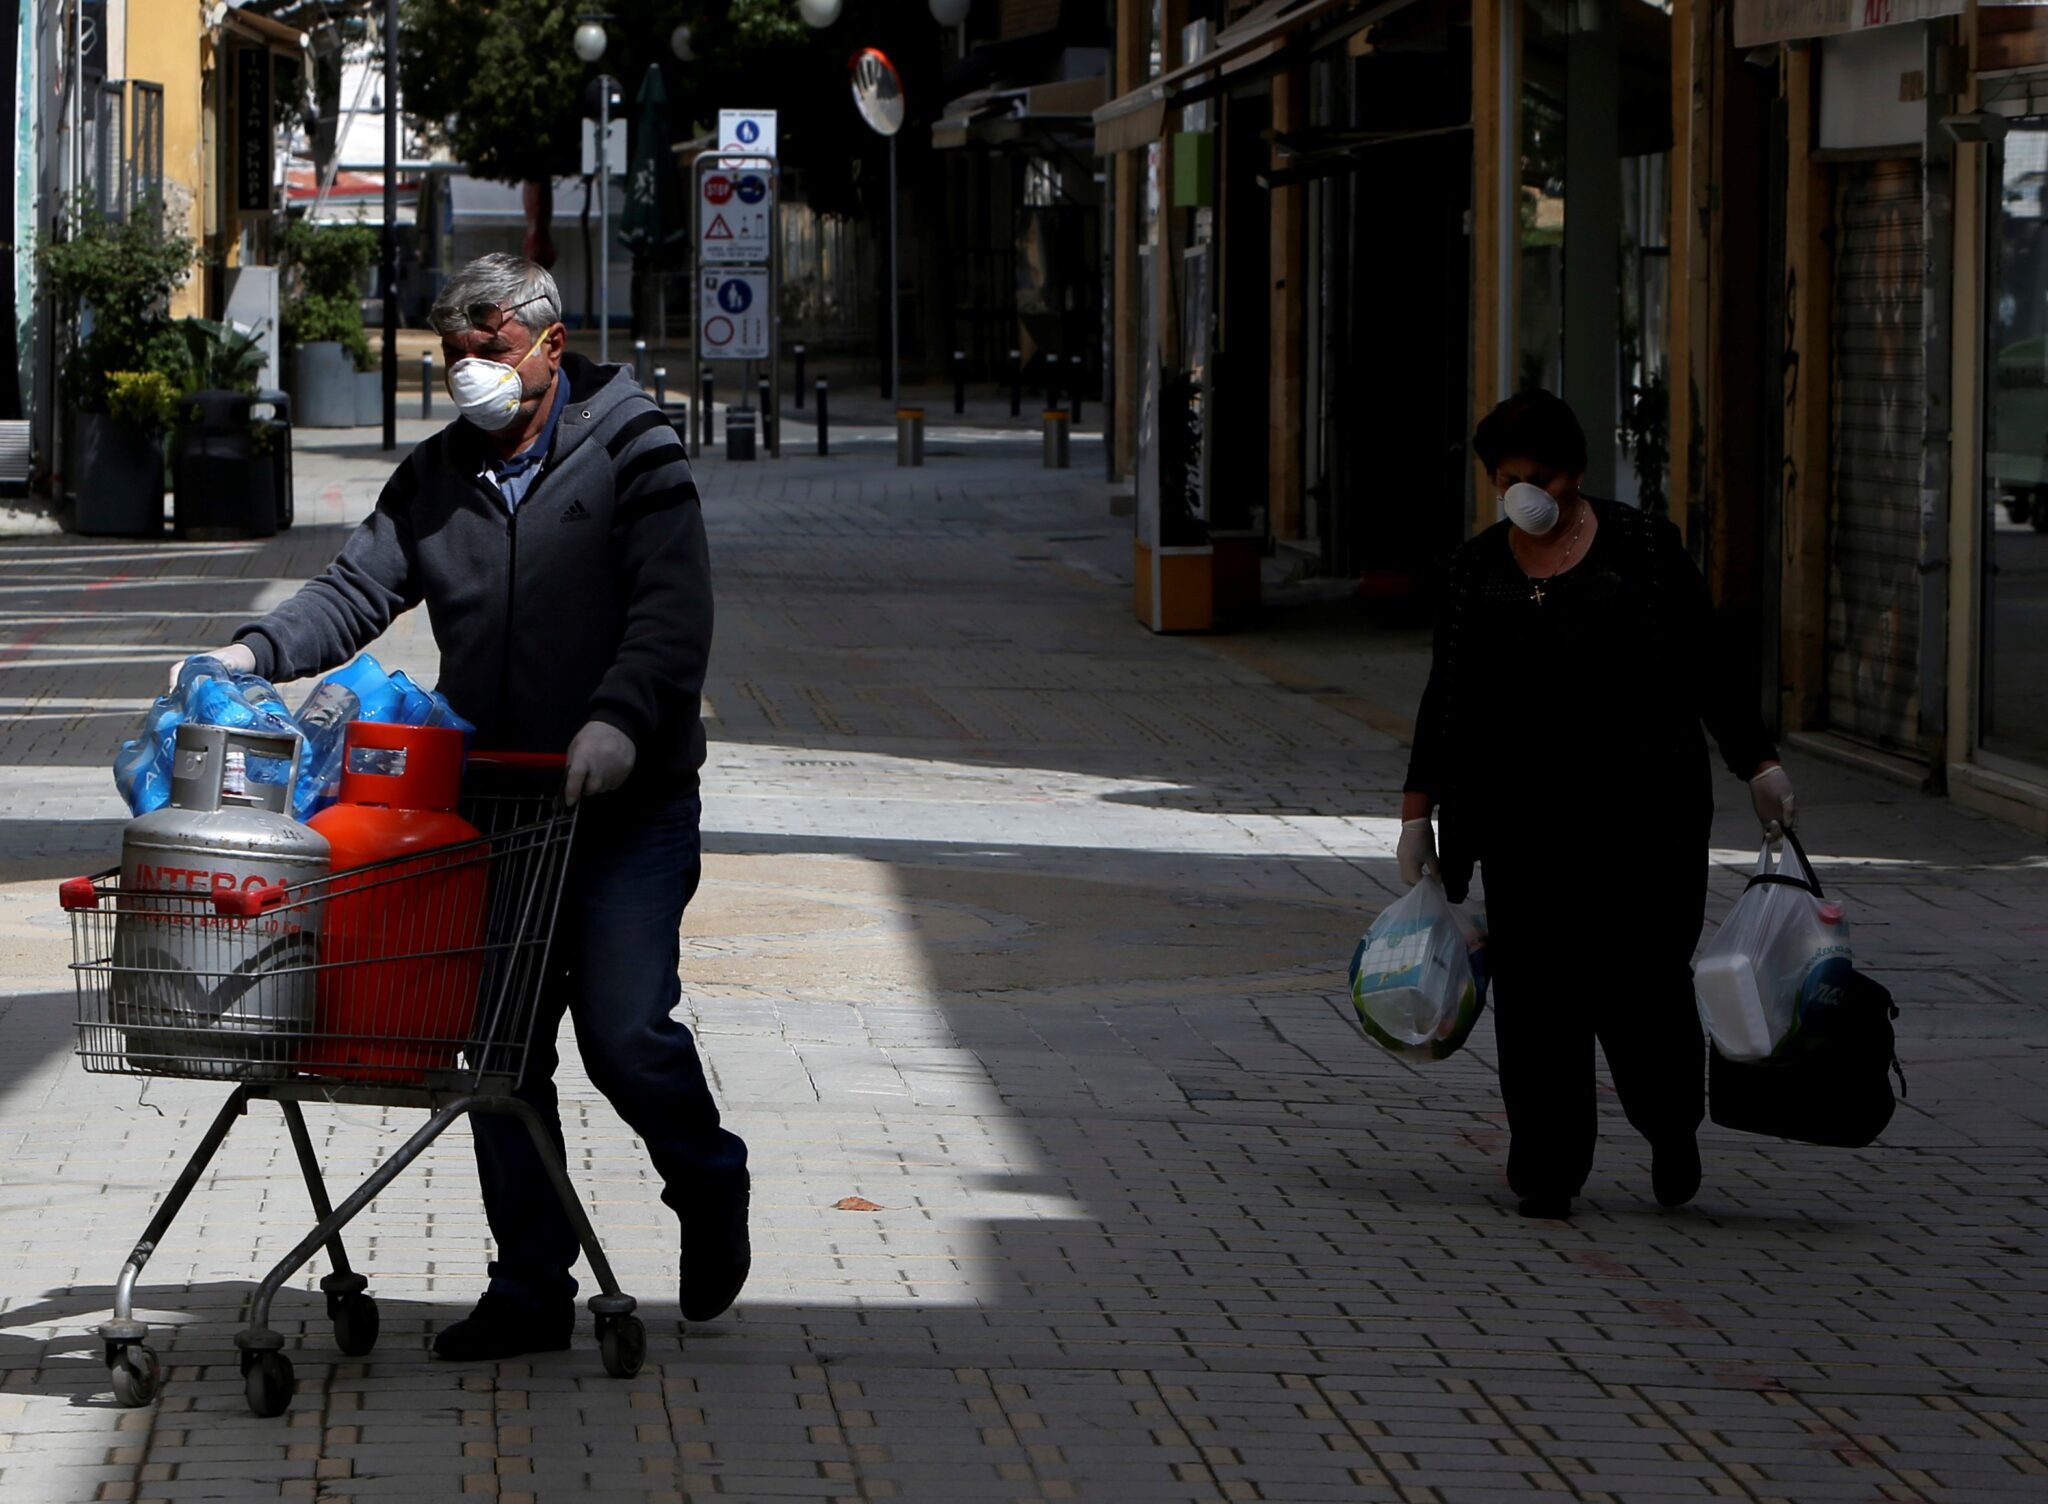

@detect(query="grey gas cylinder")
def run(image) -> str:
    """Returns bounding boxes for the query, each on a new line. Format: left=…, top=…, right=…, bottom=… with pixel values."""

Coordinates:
left=114, top=724, right=331, bottom=1079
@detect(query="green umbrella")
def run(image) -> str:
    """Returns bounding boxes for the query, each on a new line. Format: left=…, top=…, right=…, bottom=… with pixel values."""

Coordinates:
left=622, top=64, right=685, bottom=255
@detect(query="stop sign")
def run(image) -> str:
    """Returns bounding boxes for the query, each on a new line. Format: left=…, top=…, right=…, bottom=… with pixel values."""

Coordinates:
left=703, top=175, right=735, bottom=205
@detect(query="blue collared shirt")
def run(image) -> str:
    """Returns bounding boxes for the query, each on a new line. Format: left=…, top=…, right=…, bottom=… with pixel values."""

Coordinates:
left=480, top=376, right=569, bottom=514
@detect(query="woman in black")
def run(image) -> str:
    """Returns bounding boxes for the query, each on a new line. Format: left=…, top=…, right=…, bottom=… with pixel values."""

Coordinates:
left=1399, top=392, right=1797, bottom=1219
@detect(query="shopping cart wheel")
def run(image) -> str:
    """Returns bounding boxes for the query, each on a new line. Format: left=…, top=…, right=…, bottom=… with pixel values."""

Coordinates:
left=332, top=1292, right=380, bottom=1357
left=108, top=1343, right=161, bottom=1407
left=597, top=1314, right=646, bottom=1379
left=242, top=1350, right=295, bottom=1417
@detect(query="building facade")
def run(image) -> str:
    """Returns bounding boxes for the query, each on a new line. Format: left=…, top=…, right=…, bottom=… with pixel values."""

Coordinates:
left=1096, top=0, right=2048, bottom=833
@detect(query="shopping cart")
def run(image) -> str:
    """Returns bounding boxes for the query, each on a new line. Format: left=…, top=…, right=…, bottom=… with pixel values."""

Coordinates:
left=59, top=753, right=647, bottom=1417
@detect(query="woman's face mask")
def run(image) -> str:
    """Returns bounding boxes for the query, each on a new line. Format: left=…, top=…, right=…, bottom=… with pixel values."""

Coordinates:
left=1500, top=481, right=1561, bottom=536
left=447, top=323, right=557, bottom=432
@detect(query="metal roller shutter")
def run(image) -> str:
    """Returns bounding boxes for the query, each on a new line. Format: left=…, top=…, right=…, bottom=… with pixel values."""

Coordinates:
left=1826, top=159, right=1924, bottom=752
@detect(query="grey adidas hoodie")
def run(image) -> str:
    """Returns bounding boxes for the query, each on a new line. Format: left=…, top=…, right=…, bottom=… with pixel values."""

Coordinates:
left=235, top=354, right=710, bottom=798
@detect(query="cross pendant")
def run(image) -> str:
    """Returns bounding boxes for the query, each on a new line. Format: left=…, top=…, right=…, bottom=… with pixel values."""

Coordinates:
left=1529, top=579, right=1546, bottom=605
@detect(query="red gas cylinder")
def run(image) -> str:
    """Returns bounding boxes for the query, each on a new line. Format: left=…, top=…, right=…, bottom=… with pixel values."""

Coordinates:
left=308, top=723, right=487, bottom=1082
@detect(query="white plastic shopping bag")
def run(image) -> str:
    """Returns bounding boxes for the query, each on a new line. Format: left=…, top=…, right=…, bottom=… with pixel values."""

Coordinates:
left=1695, top=830, right=1852, bottom=1062
left=1348, top=877, right=1487, bottom=1061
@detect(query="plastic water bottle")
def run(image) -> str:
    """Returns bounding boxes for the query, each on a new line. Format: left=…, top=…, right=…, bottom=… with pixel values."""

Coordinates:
left=323, top=654, right=403, bottom=724
left=423, top=690, right=475, bottom=745
left=388, top=671, right=436, bottom=726
left=290, top=680, right=362, bottom=820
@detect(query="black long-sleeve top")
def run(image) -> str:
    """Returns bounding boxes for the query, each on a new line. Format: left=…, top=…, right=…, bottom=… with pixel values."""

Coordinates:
left=1404, top=499, right=1776, bottom=902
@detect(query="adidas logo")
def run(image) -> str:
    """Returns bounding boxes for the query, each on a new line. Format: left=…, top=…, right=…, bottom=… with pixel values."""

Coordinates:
left=560, top=498, right=591, bottom=523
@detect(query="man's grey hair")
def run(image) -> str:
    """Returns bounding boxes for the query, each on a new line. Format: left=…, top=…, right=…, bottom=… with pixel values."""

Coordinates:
left=429, top=253, right=564, bottom=338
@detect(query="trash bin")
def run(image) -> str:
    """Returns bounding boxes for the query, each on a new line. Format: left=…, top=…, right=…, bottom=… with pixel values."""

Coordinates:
left=726, top=407, right=758, bottom=462
left=172, top=392, right=277, bottom=540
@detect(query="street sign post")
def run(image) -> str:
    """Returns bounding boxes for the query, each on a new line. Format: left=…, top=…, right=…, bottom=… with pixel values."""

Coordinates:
left=718, top=109, right=778, bottom=157
left=693, top=122, right=781, bottom=458
left=699, top=270, right=771, bottom=361
left=698, top=166, right=774, bottom=264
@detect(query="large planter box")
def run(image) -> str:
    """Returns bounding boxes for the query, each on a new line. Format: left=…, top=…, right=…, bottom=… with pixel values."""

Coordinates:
left=171, top=392, right=277, bottom=541
left=66, top=413, right=165, bottom=536
left=292, top=342, right=356, bottom=427
left=355, top=369, right=383, bottom=427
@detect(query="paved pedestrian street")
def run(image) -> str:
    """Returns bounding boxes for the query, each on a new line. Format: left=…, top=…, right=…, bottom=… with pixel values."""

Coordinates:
left=2, top=429, right=2046, bottom=1504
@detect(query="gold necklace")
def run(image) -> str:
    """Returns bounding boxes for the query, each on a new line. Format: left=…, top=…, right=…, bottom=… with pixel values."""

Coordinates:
left=1525, top=502, right=1589, bottom=605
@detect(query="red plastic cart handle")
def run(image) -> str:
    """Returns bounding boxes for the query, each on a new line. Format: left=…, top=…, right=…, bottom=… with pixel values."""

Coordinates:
left=59, top=877, right=101, bottom=911
left=214, top=885, right=288, bottom=917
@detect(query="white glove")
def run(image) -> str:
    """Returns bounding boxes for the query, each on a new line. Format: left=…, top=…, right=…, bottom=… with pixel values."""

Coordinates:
left=1750, top=764, right=1796, bottom=832
left=1397, top=818, right=1440, bottom=888
left=168, top=642, right=256, bottom=692
left=564, top=720, right=637, bottom=805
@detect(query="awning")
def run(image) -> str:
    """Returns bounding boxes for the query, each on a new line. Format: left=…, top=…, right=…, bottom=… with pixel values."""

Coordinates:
left=1732, top=0, right=1963, bottom=48
left=935, top=75, right=1107, bottom=149
left=1092, top=0, right=1394, bottom=154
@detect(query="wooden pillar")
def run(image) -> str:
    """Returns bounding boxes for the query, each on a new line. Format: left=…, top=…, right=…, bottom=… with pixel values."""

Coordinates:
left=1470, top=0, right=1517, bottom=526
left=1269, top=65, right=1307, bottom=541
left=1667, top=0, right=1710, bottom=550
left=1779, top=46, right=1832, bottom=733
left=1112, top=0, right=1144, bottom=479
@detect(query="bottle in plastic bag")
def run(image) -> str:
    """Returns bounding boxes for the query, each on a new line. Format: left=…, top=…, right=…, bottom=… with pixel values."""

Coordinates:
left=321, top=652, right=404, bottom=724
left=1695, top=832, right=1849, bottom=1061
left=388, top=671, right=437, bottom=726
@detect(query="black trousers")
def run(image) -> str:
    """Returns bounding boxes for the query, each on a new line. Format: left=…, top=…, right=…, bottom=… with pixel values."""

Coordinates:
left=1482, top=837, right=1709, bottom=1201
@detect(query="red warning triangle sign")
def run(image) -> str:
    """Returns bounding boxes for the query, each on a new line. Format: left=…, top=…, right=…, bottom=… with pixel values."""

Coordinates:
left=706, top=213, right=734, bottom=240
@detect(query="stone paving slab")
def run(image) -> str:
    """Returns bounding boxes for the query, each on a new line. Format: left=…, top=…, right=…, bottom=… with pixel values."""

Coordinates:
left=0, top=429, right=2044, bottom=1502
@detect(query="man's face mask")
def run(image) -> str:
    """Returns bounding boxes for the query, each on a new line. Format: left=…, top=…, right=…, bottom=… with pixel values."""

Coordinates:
left=447, top=322, right=557, bottom=432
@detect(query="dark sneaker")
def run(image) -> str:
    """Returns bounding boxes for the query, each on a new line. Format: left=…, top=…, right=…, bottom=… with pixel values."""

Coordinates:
left=432, top=1291, right=574, bottom=1361
left=1518, top=1194, right=1573, bottom=1220
left=679, top=1180, right=751, bottom=1322
left=1652, top=1136, right=1702, bottom=1208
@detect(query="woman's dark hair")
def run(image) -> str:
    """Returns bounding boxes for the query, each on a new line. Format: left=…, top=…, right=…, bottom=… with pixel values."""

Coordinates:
left=1472, top=391, right=1588, bottom=475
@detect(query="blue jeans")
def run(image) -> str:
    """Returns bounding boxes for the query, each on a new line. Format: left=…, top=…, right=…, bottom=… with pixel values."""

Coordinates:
left=471, top=793, right=748, bottom=1304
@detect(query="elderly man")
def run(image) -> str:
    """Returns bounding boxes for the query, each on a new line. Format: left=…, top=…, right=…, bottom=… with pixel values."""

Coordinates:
left=183, top=253, right=747, bottom=1359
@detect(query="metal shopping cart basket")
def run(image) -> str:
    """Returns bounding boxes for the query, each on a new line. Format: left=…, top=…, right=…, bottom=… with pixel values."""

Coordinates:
left=59, top=753, right=647, bottom=1417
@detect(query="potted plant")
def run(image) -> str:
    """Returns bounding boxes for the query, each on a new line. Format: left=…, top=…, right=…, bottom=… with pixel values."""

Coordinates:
left=169, top=317, right=289, bottom=539
left=281, top=219, right=377, bottom=428
left=35, top=205, right=198, bottom=535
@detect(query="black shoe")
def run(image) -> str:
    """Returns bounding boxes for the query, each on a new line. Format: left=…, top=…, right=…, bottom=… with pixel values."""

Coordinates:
left=1653, top=1136, right=1702, bottom=1208
left=1518, top=1194, right=1573, bottom=1220
left=679, top=1179, right=751, bottom=1322
left=432, top=1291, right=574, bottom=1361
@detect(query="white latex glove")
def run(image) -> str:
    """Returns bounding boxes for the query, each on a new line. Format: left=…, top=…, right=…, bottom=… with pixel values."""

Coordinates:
left=1750, top=764, right=1796, bottom=832
left=168, top=642, right=256, bottom=692
left=1397, top=817, right=1440, bottom=888
left=564, top=720, right=637, bottom=806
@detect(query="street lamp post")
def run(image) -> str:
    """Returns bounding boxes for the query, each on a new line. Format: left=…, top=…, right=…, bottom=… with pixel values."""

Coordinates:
left=575, top=15, right=614, bottom=363
left=382, top=0, right=399, bottom=451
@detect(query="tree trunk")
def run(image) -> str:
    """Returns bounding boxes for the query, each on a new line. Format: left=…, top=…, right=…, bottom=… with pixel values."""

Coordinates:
left=521, top=180, right=557, bottom=268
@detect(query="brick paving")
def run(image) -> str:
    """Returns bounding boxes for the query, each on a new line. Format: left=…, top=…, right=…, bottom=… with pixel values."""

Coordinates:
left=0, top=422, right=2044, bottom=1502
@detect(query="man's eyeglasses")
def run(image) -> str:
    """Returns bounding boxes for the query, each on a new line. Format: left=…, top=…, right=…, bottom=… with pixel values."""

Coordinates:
left=465, top=294, right=550, bottom=332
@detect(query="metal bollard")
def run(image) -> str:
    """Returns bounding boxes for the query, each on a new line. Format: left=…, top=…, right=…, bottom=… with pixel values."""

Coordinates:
left=896, top=407, right=925, bottom=467
left=420, top=352, right=433, bottom=419
left=654, top=366, right=667, bottom=409
left=757, top=376, right=773, bottom=455
left=953, top=350, right=966, bottom=415
left=1045, top=355, right=1062, bottom=416
left=794, top=344, right=807, bottom=407
left=1069, top=356, right=1085, bottom=425
left=634, top=339, right=648, bottom=384
left=701, top=371, right=715, bottom=450
left=1042, top=407, right=1070, bottom=469
left=816, top=379, right=829, bottom=457
left=1009, top=349, right=1022, bottom=417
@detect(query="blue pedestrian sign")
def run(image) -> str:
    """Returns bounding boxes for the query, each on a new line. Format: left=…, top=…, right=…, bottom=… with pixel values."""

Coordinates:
left=717, top=109, right=779, bottom=158
left=700, top=269, right=770, bottom=361
left=716, top=278, right=754, bottom=314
